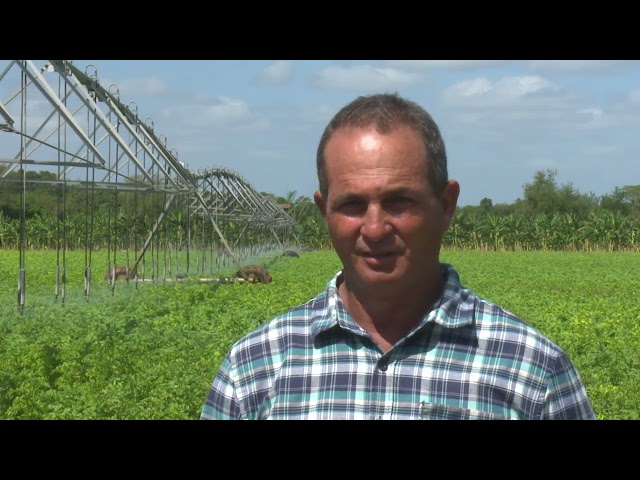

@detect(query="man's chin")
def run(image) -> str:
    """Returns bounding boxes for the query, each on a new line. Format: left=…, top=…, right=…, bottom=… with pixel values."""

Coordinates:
left=359, top=254, right=401, bottom=272
left=341, top=258, right=409, bottom=286
left=356, top=267, right=403, bottom=284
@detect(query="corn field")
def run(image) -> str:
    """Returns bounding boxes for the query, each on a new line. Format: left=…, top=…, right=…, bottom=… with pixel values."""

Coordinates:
left=1, top=208, right=637, bottom=253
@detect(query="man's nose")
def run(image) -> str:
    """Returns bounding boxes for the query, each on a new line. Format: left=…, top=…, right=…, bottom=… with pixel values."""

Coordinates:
left=360, top=205, right=391, bottom=241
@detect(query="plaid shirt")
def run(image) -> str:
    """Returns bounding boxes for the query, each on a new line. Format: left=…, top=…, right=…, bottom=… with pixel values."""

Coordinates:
left=200, top=264, right=596, bottom=420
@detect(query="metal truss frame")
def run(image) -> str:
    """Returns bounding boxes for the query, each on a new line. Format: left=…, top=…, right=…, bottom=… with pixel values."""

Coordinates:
left=0, top=60, right=297, bottom=300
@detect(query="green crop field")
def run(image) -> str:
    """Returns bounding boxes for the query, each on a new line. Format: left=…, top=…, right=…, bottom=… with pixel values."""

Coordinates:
left=0, top=249, right=638, bottom=419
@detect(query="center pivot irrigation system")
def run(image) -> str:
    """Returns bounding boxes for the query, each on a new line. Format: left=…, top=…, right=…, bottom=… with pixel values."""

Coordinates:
left=0, top=60, right=298, bottom=314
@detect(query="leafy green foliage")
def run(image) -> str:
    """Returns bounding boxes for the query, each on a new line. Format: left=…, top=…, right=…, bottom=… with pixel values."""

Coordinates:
left=0, top=249, right=342, bottom=419
left=444, top=250, right=640, bottom=420
left=0, top=250, right=637, bottom=419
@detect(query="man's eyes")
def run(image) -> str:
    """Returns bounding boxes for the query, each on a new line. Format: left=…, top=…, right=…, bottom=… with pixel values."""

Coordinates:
left=386, top=197, right=413, bottom=207
left=335, top=197, right=414, bottom=215
left=384, top=197, right=414, bottom=213
left=336, top=201, right=366, bottom=215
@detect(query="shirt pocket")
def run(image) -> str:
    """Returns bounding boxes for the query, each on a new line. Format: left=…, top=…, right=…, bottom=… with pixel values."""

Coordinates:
left=419, top=401, right=512, bottom=420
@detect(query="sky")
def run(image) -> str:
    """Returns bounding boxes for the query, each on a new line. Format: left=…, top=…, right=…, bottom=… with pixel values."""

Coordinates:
left=3, top=60, right=640, bottom=206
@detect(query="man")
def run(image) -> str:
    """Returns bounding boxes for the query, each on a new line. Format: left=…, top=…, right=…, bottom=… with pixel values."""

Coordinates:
left=200, top=93, right=596, bottom=420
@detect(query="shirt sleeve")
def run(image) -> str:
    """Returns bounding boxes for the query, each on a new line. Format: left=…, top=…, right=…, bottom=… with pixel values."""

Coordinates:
left=200, top=354, right=243, bottom=420
left=542, top=351, right=597, bottom=420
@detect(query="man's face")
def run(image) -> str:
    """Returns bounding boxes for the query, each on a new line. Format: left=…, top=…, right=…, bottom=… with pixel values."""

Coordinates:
left=314, top=124, right=459, bottom=292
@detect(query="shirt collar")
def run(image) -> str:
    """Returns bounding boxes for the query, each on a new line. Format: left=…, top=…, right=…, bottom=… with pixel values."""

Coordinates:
left=309, top=263, right=476, bottom=340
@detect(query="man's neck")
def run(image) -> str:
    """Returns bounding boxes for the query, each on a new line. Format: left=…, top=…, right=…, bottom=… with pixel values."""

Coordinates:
left=337, top=270, right=443, bottom=351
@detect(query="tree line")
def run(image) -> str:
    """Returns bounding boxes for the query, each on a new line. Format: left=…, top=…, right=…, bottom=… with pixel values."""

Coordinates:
left=1, top=168, right=638, bottom=251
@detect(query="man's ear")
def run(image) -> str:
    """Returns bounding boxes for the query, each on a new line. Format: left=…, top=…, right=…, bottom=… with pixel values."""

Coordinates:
left=440, top=180, right=460, bottom=228
left=313, top=190, right=327, bottom=218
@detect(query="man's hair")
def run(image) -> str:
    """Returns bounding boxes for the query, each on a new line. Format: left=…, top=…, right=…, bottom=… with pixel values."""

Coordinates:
left=316, top=92, right=448, bottom=197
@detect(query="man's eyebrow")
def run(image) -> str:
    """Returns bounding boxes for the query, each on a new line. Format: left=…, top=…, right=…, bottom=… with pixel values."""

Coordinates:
left=384, top=187, right=418, bottom=196
left=334, top=187, right=418, bottom=202
left=332, top=193, right=362, bottom=203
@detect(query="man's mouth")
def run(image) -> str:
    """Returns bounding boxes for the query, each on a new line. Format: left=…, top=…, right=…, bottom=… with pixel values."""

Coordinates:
left=361, top=251, right=399, bottom=263
left=365, top=251, right=394, bottom=258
